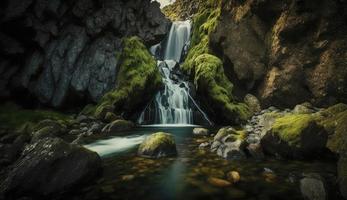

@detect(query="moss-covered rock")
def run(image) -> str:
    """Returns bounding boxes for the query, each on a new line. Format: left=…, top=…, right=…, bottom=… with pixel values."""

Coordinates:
left=137, top=132, right=177, bottom=159
left=192, top=54, right=251, bottom=124
left=176, top=1, right=250, bottom=124
left=211, top=127, right=247, bottom=160
left=316, top=103, right=347, bottom=154
left=94, top=37, right=162, bottom=120
left=261, top=114, right=328, bottom=158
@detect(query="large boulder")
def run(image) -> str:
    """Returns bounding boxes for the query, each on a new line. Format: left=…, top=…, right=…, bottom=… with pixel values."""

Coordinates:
left=300, top=173, right=327, bottom=200
left=138, top=132, right=177, bottom=158
left=0, top=138, right=102, bottom=198
left=261, top=114, right=328, bottom=158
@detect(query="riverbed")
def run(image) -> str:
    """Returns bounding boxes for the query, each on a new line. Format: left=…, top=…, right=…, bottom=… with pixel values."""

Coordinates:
left=75, top=127, right=338, bottom=200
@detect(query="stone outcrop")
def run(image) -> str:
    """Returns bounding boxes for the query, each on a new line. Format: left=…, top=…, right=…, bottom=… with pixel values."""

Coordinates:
left=0, top=138, right=102, bottom=198
left=0, top=0, right=170, bottom=108
left=211, top=0, right=347, bottom=108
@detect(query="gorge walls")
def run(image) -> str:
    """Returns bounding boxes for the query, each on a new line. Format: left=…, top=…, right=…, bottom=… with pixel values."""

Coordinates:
left=0, top=0, right=170, bottom=108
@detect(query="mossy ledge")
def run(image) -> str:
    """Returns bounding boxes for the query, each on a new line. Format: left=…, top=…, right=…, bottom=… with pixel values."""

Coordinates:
left=94, top=36, right=162, bottom=120
left=0, top=102, right=72, bottom=132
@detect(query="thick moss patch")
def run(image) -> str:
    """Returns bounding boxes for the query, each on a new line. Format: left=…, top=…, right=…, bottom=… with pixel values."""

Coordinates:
left=271, top=114, right=317, bottom=147
left=0, top=102, right=72, bottom=131
left=192, top=54, right=251, bottom=123
left=138, top=132, right=177, bottom=158
left=95, top=37, right=162, bottom=119
left=178, top=1, right=250, bottom=124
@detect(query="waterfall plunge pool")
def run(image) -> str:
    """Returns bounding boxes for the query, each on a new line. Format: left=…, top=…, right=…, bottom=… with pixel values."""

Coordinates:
left=79, top=127, right=338, bottom=200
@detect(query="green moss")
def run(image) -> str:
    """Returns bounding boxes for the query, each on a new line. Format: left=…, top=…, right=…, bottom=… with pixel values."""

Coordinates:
left=80, top=104, right=96, bottom=116
left=271, top=114, right=316, bottom=146
left=139, top=132, right=175, bottom=151
left=182, top=3, right=221, bottom=74
left=0, top=102, right=72, bottom=131
left=95, top=36, right=162, bottom=119
left=317, top=104, right=347, bottom=153
left=192, top=54, right=251, bottom=123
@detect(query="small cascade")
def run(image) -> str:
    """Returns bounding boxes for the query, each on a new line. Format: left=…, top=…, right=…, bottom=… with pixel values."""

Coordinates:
left=138, top=21, right=212, bottom=126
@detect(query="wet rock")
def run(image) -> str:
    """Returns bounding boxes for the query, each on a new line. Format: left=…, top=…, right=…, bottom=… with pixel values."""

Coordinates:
left=102, top=120, right=134, bottom=134
left=199, top=142, right=210, bottom=149
left=138, top=132, right=177, bottom=159
left=300, top=174, right=326, bottom=200
left=211, top=127, right=247, bottom=160
left=244, top=94, right=262, bottom=114
left=247, top=143, right=265, bottom=160
left=293, top=103, right=315, bottom=114
left=121, top=175, right=135, bottom=181
left=207, top=177, right=231, bottom=187
left=0, top=138, right=102, bottom=198
left=193, top=128, right=209, bottom=136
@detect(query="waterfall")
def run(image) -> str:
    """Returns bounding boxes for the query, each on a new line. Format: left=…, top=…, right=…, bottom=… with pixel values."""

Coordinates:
left=138, top=21, right=212, bottom=126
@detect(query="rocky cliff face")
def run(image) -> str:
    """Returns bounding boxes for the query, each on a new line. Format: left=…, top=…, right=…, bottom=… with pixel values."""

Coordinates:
left=0, top=0, right=170, bottom=108
left=211, top=0, right=347, bottom=108
left=164, top=0, right=347, bottom=110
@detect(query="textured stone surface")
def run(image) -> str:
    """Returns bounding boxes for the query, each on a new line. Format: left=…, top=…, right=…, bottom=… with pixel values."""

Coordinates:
left=0, top=0, right=170, bottom=107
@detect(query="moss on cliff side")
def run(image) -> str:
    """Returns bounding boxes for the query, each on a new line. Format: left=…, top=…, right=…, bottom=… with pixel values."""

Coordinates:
left=193, top=54, right=251, bottom=123
left=176, top=1, right=250, bottom=124
left=95, top=37, right=162, bottom=119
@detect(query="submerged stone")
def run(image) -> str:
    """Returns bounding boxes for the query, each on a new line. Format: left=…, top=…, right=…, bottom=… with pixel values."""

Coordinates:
left=207, top=177, right=232, bottom=187
left=138, top=132, right=177, bottom=159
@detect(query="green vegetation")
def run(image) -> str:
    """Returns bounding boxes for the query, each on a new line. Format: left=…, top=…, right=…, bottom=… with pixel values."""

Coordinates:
left=317, top=103, right=347, bottom=153
left=271, top=114, right=316, bottom=146
left=94, top=36, right=162, bottom=120
left=168, top=0, right=250, bottom=124
left=139, top=132, right=175, bottom=151
left=192, top=54, right=251, bottom=123
left=0, top=102, right=72, bottom=131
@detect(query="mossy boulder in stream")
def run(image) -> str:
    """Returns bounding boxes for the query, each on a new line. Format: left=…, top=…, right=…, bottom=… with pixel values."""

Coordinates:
left=261, top=114, right=328, bottom=159
left=94, top=36, right=162, bottom=120
left=138, top=132, right=177, bottom=159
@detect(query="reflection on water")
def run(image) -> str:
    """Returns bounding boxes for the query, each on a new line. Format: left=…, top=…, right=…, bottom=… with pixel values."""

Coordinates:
left=77, top=127, right=339, bottom=200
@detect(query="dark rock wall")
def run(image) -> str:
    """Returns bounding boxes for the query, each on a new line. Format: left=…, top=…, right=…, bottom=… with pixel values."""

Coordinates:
left=0, top=0, right=170, bottom=108
left=211, top=0, right=347, bottom=108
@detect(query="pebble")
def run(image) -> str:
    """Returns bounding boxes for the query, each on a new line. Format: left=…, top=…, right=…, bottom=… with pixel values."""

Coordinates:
left=227, top=171, right=241, bottom=183
left=207, top=177, right=232, bottom=187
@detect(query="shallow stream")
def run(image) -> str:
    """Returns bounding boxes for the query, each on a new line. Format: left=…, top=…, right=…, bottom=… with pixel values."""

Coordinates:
left=76, top=127, right=338, bottom=200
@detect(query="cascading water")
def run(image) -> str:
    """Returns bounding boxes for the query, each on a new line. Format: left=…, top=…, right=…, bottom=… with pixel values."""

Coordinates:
left=138, top=21, right=212, bottom=126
